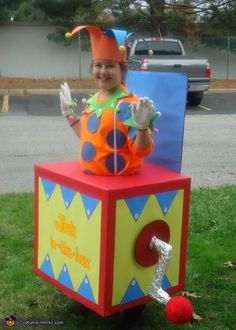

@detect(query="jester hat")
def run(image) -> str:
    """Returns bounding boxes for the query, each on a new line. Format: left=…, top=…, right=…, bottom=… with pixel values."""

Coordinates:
left=67, top=25, right=129, bottom=62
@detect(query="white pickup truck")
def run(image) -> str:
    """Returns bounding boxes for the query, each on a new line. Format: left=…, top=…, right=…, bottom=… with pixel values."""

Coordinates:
left=126, top=37, right=211, bottom=106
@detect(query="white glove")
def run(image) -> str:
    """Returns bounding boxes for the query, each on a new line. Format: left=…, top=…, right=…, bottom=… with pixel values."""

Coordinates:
left=131, top=97, right=155, bottom=130
left=60, top=82, right=77, bottom=117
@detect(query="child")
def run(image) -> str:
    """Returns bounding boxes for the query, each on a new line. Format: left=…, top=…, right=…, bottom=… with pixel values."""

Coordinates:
left=60, top=25, right=159, bottom=176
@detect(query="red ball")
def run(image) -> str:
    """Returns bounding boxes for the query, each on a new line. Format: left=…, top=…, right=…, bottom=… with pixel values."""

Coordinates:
left=165, top=296, right=193, bottom=325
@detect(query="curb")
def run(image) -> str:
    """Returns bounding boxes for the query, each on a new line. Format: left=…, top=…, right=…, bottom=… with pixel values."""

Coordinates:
left=0, top=88, right=236, bottom=96
left=0, top=88, right=97, bottom=96
left=206, top=88, right=236, bottom=94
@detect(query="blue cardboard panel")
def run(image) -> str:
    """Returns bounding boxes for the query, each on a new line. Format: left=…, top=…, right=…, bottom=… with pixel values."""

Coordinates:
left=126, top=71, right=188, bottom=173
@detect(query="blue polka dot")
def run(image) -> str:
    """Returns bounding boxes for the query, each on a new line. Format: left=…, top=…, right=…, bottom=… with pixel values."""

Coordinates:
left=128, top=126, right=136, bottom=140
left=105, top=154, right=126, bottom=173
left=81, top=142, right=96, bottom=162
left=106, top=129, right=127, bottom=148
left=87, top=114, right=100, bottom=133
left=116, top=102, right=131, bottom=122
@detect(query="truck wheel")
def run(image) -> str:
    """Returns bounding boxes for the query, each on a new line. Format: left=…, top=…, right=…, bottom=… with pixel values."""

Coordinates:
left=187, top=92, right=203, bottom=106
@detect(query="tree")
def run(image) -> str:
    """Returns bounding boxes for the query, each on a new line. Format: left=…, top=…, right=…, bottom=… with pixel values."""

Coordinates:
left=200, top=1, right=236, bottom=53
left=1, top=0, right=236, bottom=51
left=0, top=0, right=22, bottom=22
left=12, top=1, right=47, bottom=22
left=33, top=0, right=96, bottom=22
left=108, top=0, right=236, bottom=54
left=201, top=0, right=236, bottom=33
left=0, top=0, right=103, bottom=23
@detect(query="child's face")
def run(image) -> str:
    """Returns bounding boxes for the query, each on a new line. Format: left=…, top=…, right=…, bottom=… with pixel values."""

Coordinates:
left=92, top=60, right=122, bottom=91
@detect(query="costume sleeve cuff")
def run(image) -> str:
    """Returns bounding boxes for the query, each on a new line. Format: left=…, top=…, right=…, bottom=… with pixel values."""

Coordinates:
left=130, top=136, right=154, bottom=157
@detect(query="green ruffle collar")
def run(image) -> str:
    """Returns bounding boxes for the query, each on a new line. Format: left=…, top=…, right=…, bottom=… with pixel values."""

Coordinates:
left=84, top=86, right=159, bottom=131
left=85, top=86, right=130, bottom=118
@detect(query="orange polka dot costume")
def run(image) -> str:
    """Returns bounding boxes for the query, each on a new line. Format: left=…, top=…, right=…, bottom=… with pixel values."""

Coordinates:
left=80, top=85, right=154, bottom=175
left=66, top=25, right=158, bottom=175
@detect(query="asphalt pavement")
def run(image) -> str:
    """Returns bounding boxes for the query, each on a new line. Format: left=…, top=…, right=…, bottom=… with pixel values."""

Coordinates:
left=0, top=89, right=236, bottom=194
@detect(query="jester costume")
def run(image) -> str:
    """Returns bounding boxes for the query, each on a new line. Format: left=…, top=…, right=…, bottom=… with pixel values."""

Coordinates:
left=80, top=84, right=154, bottom=175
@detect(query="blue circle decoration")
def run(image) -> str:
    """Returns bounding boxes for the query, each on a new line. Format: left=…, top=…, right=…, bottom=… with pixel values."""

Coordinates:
left=105, top=153, right=126, bottom=173
left=128, top=126, right=136, bottom=140
left=81, top=142, right=96, bottom=162
left=116, top=102, right=131, bottom=122
left=87, top=113, right=100, bottom=133
left=106, top=129, right=127, bottom=148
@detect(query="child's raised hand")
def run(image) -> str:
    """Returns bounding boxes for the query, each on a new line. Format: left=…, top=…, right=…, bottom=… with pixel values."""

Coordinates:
left=60, top=82, right=77, bottom=117
left=131, top=97, right=156, bottom=130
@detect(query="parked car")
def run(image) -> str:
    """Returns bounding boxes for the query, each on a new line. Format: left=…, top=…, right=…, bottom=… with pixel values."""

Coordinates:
left=127, top=37, right=211, bottom=106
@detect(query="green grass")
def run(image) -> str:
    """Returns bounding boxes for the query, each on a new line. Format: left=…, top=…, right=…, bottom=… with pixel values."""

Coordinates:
left=0, top=186, right=236, bottom=329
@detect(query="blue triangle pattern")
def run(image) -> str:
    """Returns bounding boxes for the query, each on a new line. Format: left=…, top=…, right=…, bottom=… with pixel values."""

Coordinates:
left=124, top=195, right=149, bottom=222
left=81, top=194, right=99, bottom=219
left=57, top=264, right=74, bottom=290
left=155, top=190, right=177, bottom=215
left=120, top=277, right=144, bottom=304
left=40, top=254, right=55, bottom=279
left=41, top=178, right=56, bottom=200
left=77, top=275, right=95, bottom=302
left=60, top=186, right=76, bottom=209
left=162, top=275, right=171, bottom=290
